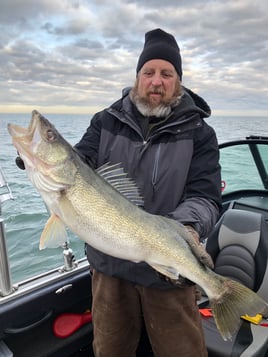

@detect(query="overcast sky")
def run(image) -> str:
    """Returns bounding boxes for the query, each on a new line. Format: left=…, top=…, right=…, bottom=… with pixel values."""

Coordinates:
left=1, top=0, right=268, bottom=115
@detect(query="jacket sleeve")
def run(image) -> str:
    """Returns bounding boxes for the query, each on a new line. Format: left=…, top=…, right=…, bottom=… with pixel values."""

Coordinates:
left=74, top=114, right=102, bottom=168
left=168, top=123, right=222, bottom=239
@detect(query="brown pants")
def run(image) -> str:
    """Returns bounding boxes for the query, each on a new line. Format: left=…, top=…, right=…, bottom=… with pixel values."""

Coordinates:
left=91, top=270, right=207, bottom=357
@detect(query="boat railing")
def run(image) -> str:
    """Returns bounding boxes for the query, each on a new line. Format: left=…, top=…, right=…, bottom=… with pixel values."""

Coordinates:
left=0, top=165, right=15, bottom=297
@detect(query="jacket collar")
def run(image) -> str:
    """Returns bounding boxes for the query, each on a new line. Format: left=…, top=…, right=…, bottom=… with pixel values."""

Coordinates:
left=107, top=86, right=210, bottom=137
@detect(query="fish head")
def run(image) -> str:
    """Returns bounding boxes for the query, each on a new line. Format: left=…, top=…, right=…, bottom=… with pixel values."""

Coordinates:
left=7, top=110, right=78, bottom=193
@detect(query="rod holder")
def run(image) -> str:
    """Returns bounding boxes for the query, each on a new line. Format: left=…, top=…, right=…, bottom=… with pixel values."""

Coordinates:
left=58, top=241, right=78, bottom=273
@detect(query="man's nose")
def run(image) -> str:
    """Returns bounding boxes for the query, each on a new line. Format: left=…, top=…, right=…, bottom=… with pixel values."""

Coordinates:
left=151, top=74, right=162, bottom=86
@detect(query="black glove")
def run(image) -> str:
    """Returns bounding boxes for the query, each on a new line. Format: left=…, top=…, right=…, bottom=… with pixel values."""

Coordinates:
left=15, top=155, right=25, bottom=170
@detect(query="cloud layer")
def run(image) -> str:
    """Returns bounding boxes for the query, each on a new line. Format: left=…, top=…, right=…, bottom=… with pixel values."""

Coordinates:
left=1, top=0, right=268, bottom=114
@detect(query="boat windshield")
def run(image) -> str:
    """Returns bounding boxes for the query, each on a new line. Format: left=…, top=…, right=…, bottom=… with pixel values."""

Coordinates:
left=219, top=136, right=268, bottom=195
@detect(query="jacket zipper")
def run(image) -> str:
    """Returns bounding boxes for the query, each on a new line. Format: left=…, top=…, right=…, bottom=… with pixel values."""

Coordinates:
left=152, top=144, right=161, bottom=186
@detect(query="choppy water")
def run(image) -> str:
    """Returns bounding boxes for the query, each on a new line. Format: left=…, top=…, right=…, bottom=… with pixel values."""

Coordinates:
left=0, top=113, right=267, bottom=283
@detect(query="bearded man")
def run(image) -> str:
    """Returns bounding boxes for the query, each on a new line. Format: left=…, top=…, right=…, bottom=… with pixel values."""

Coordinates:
left=75, top=28, right=222, bottom=357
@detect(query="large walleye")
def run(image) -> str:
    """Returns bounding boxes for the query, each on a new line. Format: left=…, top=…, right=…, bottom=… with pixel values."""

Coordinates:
left=8, top=110, right=267, bottom=340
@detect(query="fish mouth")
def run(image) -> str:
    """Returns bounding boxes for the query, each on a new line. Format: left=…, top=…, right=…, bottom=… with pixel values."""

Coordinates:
left=8, top=110, right=72, bottom=192
left=8, top=110, right=40, bottom=138
left=7, top=110, right=50, bottom=168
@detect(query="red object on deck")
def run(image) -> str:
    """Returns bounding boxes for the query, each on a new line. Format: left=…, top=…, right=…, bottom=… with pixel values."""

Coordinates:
left=53, top=311, right=92, bottom=338
left=199, top=308, right=213, bottom=317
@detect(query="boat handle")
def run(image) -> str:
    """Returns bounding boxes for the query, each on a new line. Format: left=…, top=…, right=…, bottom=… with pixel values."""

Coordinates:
left=55, top=284, right=73, bottom=294
left=4, top=310, right=53, bottom=334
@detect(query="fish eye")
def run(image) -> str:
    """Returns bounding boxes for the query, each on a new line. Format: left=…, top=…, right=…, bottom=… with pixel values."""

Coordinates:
left=47, top=129, right=56, bottom=141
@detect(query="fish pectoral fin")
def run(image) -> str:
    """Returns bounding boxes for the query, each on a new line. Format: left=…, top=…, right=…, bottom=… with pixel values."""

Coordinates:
left=150, top=263, right=179, bottom=280
left=39, top=214, right=68, bottom=250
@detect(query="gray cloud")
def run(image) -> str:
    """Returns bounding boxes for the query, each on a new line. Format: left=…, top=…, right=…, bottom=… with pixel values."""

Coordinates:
left=0, top=0, right=267, bottom=114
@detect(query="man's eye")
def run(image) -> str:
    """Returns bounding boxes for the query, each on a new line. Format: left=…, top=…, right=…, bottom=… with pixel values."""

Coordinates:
left=163, top=73, right=173, bottom=78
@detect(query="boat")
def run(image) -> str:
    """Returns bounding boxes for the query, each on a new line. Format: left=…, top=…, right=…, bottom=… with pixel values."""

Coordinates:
left=0, top=135, right=268, bottom=357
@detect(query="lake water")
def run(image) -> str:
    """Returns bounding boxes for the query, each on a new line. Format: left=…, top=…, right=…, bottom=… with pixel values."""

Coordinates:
left=0, top=113, right=267, bottom=283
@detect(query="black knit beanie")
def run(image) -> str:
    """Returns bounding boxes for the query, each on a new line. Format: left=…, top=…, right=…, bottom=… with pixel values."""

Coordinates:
left=136, top=28, right=182, bottom=79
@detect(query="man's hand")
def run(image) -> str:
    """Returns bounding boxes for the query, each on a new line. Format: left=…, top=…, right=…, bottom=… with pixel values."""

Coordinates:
left=158, top=224, right=213, bottom=288
left=184, top=225, right=200, bottom=243
left=184, top=224, right=214, bottom=269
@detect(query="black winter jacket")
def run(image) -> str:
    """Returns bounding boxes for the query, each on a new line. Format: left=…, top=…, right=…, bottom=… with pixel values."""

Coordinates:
left=75, top=87, right=222, bottom=289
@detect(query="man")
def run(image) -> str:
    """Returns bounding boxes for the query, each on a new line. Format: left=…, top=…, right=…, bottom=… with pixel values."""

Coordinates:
left=75, top=29, right=222, bottom=356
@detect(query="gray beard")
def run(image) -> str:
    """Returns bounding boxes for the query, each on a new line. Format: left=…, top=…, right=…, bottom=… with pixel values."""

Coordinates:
left=130, top=90, right=182, bottom=118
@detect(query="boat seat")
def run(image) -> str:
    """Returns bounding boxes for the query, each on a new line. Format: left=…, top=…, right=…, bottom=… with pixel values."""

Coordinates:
left=200, top=209, right=268, bottom=357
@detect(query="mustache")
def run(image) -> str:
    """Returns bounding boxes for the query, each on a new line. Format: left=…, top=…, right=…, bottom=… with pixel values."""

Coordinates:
left=147, top=88, right=164, bottom=95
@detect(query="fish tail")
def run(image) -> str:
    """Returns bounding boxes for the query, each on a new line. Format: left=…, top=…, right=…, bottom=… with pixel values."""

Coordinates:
left=211, top=278, right=267, bottom=340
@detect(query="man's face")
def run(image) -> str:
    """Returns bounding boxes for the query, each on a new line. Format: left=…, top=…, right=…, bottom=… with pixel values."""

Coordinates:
left=136, top=59, right=180, bottom=107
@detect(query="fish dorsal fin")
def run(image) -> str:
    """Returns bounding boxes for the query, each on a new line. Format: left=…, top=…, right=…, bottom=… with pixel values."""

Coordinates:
left=96, top=163, right=144, bottom=206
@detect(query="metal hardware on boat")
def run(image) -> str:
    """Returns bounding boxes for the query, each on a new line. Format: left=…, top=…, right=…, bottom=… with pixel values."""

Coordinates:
left=0, top=340, right=13, bottom=357
left=55, top=284, right=73, bottom=295
left=0, top=165, right=16, bottom=297
left=58, top=242, right=78, bottom=273
left=0, top=167, right=13, bottom=203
